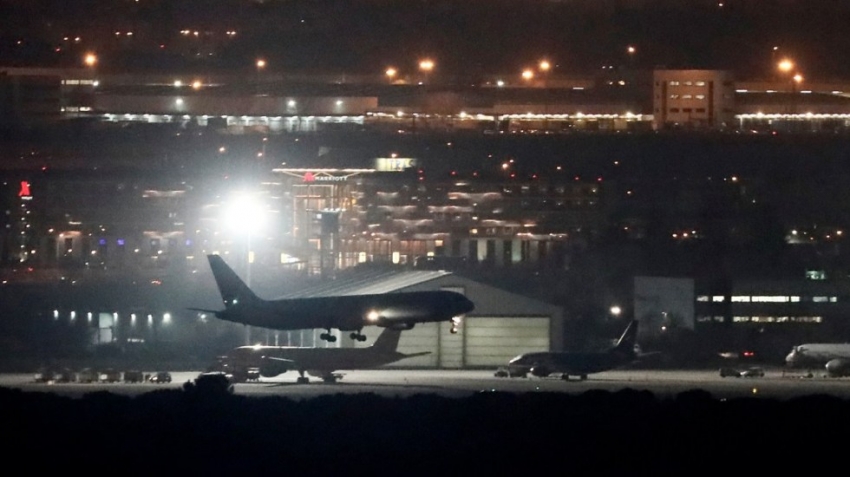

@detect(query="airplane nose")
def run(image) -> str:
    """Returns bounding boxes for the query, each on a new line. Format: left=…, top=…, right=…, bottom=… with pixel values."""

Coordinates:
left=785, top=351, right=799, bottom=366
left=462, top=297, right=475, bottom=313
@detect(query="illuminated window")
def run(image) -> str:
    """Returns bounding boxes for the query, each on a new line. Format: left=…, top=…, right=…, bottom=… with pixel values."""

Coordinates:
left=712, top=296, right=725, bottom=302
left=731, top=296, right=751, bottom=302
left=751, top=296, right=789, bottom=302
left=733, top=316, right=749, bottom=322
left=696, top=295, right=709, bottom=302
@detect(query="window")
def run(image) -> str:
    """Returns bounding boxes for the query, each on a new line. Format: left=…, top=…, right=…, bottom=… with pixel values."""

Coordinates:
left=669, top=81, right=680, bottom=86
left=696, top=108, right=706, bottom=113
left=695, top=94, right=705, bottom=100
left=682, top=95, right=692, bottom=99
left=695, top=81, right=706, bottom=86
left=683, top=108, right=692, bottom=113
left=670, top=94, right=679, bottom=99
left=670, top=108, right=680, bottom=113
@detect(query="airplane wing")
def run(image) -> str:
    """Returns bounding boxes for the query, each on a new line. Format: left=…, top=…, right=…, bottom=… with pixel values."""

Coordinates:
left=264, top=356, right=297, bottom=364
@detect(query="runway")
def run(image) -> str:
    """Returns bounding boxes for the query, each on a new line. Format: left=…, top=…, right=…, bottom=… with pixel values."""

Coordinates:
left=4, top=367, right=850, bottom=401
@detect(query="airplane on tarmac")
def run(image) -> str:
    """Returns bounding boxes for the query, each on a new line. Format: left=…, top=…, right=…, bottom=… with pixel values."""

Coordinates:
left=210, top=327, right=431, bottom=384
left=191, top=254, right=475, bottom=343
left=785, top=342, right=850, bottom=377
left=504, top=320, right=645, bottom=381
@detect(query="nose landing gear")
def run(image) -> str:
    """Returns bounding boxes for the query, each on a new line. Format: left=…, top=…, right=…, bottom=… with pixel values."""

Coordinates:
left=450, top=316, right=461, bottom=334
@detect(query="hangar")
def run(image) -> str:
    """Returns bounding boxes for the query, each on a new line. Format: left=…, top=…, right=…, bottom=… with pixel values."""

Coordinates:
left=273, top=267, right=564, bottom=369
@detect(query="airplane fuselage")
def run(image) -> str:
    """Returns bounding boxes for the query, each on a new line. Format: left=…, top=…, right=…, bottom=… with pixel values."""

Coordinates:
left=510, top=349, right=636, bottom=377
left=218, top=290, right=474, bottom=332
left=785, top=343, right=850, bottom=368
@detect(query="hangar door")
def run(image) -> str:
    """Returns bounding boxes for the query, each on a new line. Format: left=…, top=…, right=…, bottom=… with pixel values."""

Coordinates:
left=464, top=317, right=550, bottom=367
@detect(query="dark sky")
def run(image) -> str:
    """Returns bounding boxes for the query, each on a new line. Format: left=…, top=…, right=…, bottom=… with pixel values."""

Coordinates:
left=2, top=0, right=850, bottom=79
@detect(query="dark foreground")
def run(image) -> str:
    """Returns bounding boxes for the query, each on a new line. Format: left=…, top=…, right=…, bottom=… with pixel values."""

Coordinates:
left=4, top=380, right=844, bottom=473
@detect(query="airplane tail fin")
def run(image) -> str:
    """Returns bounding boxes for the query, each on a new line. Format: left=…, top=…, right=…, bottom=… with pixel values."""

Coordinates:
left=371, top=328, right=402, bottom=352
left=207, top=254, right=261, bottom=308
left=613, top=320, right=639, bottom=354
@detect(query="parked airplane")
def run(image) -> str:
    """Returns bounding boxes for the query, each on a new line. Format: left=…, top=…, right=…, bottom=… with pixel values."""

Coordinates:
left=504, top=320, right=642, bottom=381
left=193, top=254, right=475, bottom=342
left=210, top=327, right=430, bottom=383
left=785, top=343, right=850, bottom=377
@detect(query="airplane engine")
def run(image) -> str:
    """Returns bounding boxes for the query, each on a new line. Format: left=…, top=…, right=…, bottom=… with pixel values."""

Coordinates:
left=259, top=359, right=290, bottom=378
left=530, top=366, right=552, bottom=377
left=825, top=358, right=850, bottom=377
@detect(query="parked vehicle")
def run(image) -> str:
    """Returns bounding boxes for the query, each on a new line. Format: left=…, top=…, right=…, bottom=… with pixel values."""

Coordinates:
left=149, top=371, right=172, bottom=383
left=33, top=367, right=56, bottom=383
left=77, top=368, right=99, bottom=383
left=99, top=368, right=122, bottom=383
left=741, top=367, right=765, bottom=378
left=719, top=367, right=741, bottom=378
left=123, top=370, right=144, bottom=383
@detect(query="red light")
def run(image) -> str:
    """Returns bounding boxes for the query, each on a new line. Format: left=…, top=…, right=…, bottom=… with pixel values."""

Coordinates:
left=597, top=176, right=603, bottom=182
left=574, top=176, right=580, bottom=181
left=743, top=351, right=754, bottom=357
left=18, top=181, right=31, bottom=197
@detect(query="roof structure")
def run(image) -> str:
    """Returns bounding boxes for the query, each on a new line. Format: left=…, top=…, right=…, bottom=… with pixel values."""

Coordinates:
left=275, top=267, right=453, bottom=298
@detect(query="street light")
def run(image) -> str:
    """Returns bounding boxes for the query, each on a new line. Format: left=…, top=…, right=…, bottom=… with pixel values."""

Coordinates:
left=222, top=191, right=268, bottom=344
left=385, top=67, right=397, bottom=83
left=255, top=58, right=266, bottom=95
left=418, top=59, right=434, bottom=84
left=84, top=52, right=97, bottom=67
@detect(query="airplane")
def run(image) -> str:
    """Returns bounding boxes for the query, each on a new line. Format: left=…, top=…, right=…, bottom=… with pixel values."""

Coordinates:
left=504, top=319, right=644, bottom=381
left=209, top=327, right=431, bottom=384
left=785, top=342, right=850, bottom=377
left=192, top=254, right=475, bottom=342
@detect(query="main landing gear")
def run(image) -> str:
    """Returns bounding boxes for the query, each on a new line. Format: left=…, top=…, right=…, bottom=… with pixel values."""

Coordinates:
left=349, top=331, right=367, bottom=342
left=319, top=330, right=337, bottom=342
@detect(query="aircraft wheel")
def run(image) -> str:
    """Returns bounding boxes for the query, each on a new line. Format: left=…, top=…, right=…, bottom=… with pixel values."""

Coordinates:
left=450, top=326, right=458, bottom=334
left=561, top=374, right=570, bottom=381
left=328, top=335, right=337, bottom=342
left=580, top=374, right=588, bottom=380
left=358, top=335, right=367, bottom=342
left=296, top=377, right=309, bottom=384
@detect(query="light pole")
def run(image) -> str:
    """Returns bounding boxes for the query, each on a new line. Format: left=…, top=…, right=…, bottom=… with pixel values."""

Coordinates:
left=418, top=58, right=434, bottom=84
left=222, top=191, right=267, bottom=345
left=539, top=59, right=552, bottom=131
left=255, top=58, right=266, bottom=95
left=385, top=67, right=397, bottom=84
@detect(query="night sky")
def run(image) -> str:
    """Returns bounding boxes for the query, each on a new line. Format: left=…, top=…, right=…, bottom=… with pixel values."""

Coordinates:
left=2, top=0, right=850, bottom=79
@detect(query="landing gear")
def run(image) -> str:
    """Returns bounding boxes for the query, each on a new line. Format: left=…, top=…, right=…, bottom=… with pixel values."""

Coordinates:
left=296, top=370, right=309, bottom=384
left=450, top=316, right=461, bottom=334
left=320, top=330, right=338, bottom=342
left=349, top=331, right=367, bottom=342
left=561, top=374, right=570, bottom=381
